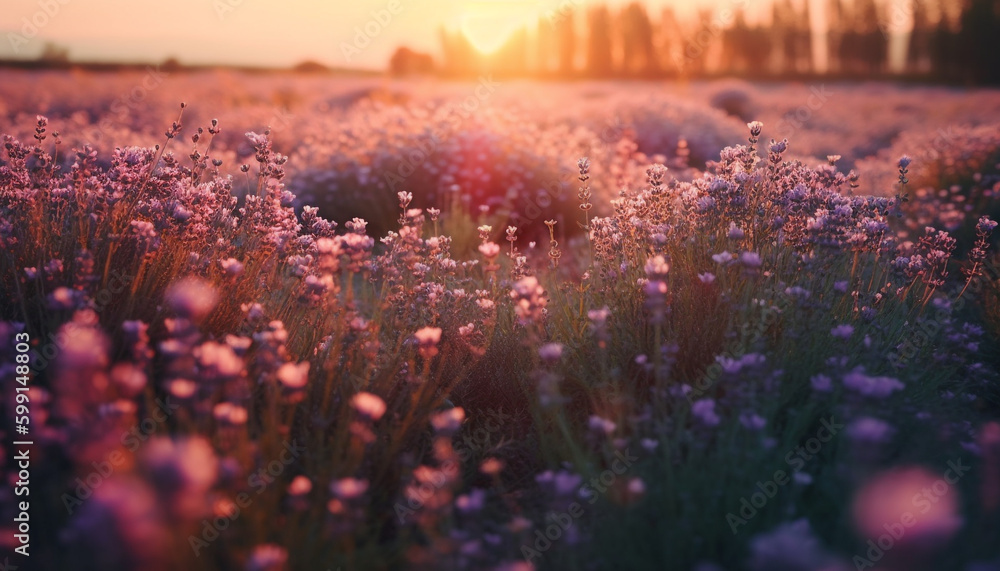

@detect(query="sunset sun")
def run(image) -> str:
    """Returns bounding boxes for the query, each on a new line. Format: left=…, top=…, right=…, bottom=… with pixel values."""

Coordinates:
left=458, top=0, right=540, bottom=54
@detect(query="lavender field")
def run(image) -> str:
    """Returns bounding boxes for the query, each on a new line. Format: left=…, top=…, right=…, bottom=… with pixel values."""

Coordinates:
left=1, top=67, right=1000, bottom=571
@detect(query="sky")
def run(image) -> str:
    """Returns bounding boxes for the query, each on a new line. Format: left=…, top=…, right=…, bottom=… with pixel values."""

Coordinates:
left=0, top=0, right=782, bottom=69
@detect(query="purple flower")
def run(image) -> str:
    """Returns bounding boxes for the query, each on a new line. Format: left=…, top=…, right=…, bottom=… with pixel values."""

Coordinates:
left=976, top=216, right=998, bottom=234
left=842, top=370, right=904, bottom=398
left=739, top=412, right=767, bottom=431
left=739, top=251, right=762, bottom=269
left=455, top=488, right=487, bottom=513
left=539, top=342, right=564, bottom=362
left=588, top=415, right=617, bottom=434
left=830, top=324, right=854, bottom=339
left=728, top=222, right=745, bottom=239
left=810, top=374, right=832, bottom=392
left=712, top=251, right=734, bottom=264
left=847, top=417, right=895, bottom=443
left=692, top=399, right=720, bottom=427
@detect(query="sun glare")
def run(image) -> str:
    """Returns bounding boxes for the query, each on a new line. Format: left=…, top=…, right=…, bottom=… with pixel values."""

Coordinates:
left=458, top=0, right=540, bottom=54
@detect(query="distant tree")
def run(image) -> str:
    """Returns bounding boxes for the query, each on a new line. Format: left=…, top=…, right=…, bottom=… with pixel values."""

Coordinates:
left=855, top=0, right=887, bottom=75
left=38, top=42, right=69, bottom=65
left=536, top=16, right=556, bottom=74
left=773, top=0, right=799, bottom=73
left=930, top=6, right=959, bottom=81
left=439, top=27, right=478, bottom=76
left=161, top=57, right=183, bottom=72
left=796, top=0, right=813, bottom=73
left=826, top=0, right=846, bottom=73
left=721, top=9, right=748, bottom=73
left=958, top=0, right=1000, bottom=83
left=587, top=5, right=615, bottom=77
left=722, top=9, right=771, bottom=75
left=676, top=8, right=714, bottom=76
left=555, top=8, right=576, bottom=75
left=620, top=2, right=656, bottom=76
left=906, top=0, right=934, bottom=74
left=388, top=47, right=435, bottom=76
left=657, top=8, right=681, bottom=75
left=292, top=60, right=330, bottom=73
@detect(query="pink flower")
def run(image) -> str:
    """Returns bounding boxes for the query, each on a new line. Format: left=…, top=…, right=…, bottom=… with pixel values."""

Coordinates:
left=712, top=251, right=734, bottom=264
left=588, top=415, right=617, bottom=434
left=351, top=392, right=387, bottom=421
left=539, top=342, right=564, bottom=362
left=414, top=326, right=442, bottom=345
left=247, top=544, right=288, bottom=571
left=330, top=477, right=369, bottom=500
left=478, top=241, right=500, bottom=258
left=430, top=407, right=465, bottom=434
left=644, top=255, right=670, bottom=279
left=842, top=370, right=904, bottom=398
left=852, top=467, right=962, bottom=546
left=830, top=324, right=854, bottom=339
left=692, top=399, right=721, bottom=426
left=166, top=277, right=218, bottom=320
left=414, top=326, right=443, bottom=358
left=276, top=362, right=310, bottom=389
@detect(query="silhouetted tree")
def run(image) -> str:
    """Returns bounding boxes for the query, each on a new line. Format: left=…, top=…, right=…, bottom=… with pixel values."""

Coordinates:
left=620, top=3, right=656, bottom=76
left=657, top=8, right=682, bottom=75
left=555, top=9, right=576, bottom=75
left=389, top=47, right=434, bottom=76
left=535, top=17, right=556, bottom=74
left=38, top=42, right=69, bottom=66
left=826, top=0, right=846, bottom=73
left=434, top=0, right=999, bottom=82
left=676, top=9, right=715, bottom=76
left=587, top=6, right=615, bottom=77
left=907, top=0, right=934, bottom=73
left=796, top=0, right=813, bottom=73
left=930, top=7, right=959, bottom=81
left=721, top=9, right=770, bottom=74
left=439, top=27, right=478, bottom=76
left=958, top=0, right=1000, bottom=83
left=773, top=0, right=801, bottom=73
left=857, top=0, right=887, bottom=74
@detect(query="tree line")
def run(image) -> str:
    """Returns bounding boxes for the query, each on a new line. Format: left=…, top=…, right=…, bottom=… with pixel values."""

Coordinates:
left=388, top=0, right=999, bottom=84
